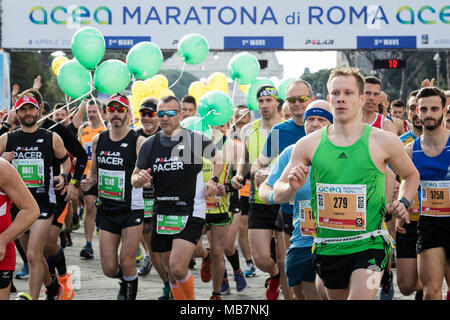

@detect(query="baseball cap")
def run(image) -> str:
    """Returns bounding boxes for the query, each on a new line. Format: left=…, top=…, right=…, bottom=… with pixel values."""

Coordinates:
left=139, top=98, right=158, bottom=112
left=106, top=94, right=130, bottom=108
left=14, top=95, right=39, bottom=111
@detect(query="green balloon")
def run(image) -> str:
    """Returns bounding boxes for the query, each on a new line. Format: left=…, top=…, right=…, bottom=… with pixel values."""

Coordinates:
left=57, top=59, right=92, bottom=99
left=246, top=78, right=275, bottom=111
left=198, top=90, right=234, bottom=127
left=228, top=52, right=260, bottom=85
left=71, top=27, right=105, bottom=70
left=278, top=78, right=297, bottom=101
left=93, top=60, right=131, bottom=95
left=178, top=34, right=209, bottom=65
left=127, top=42, right=163, bottom=80
left=181, top=116, right=212, bottom=139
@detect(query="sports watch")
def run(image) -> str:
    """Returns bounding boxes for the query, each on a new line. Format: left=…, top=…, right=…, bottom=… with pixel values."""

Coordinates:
left=70, top=179, right=81, bottom=188
left=399, top=197, right=411, bottom=211
left=210, top=176, right=219, bottom=183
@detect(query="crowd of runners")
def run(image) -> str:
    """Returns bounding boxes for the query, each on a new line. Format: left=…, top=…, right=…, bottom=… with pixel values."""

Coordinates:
left=0, top=67, right=449, bottom=300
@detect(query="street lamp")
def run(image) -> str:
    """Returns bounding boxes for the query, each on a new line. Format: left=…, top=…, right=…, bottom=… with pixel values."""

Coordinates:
left=433, top=53, right=441, bottom=88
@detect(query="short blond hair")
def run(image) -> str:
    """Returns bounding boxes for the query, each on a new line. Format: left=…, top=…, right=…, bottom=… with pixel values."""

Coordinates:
left=327, top=67, right=365, bottom=96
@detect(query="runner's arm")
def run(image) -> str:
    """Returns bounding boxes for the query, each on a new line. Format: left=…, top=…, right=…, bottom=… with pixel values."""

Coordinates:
left=273, top=133, right=317, bottom=203
left=52, top=132, right=71, bottom=177
left=71, top=99, right=87, bottom=130
left=0, top=159, right=39, bottom=259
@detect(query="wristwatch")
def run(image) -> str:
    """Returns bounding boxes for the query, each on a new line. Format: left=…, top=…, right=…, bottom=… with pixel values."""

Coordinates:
left=210, top=176, right=219, bottom=183
left=70, top=179, right=81, bottom=188
left=399, top=197, right=411, bottom=211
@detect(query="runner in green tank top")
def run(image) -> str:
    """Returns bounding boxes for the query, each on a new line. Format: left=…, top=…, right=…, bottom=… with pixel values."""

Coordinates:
left=231, top=85, right=284, bottom=300
left=273, top=67, right=420, bottom=300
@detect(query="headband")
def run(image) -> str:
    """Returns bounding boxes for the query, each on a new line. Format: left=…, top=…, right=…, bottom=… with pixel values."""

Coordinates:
left=304, top=107, right=333, bottom=124
left=257, top=86, right=279, bottom=100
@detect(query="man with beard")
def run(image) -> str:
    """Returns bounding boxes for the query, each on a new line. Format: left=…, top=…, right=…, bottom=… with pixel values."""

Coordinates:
left=81, top=93, right=145, bottom=300
left=402, top=87, right=450, bottom=300
left=78, top=98, right=108, bottom=259
left=0, top=158, right=39, bottom=300
left=0, top=93, right=72, bottom=300
left=396, top=89, right=424, bottom=299
left=231, top=85, right=284, bottom=300
left=134, top=98, right=171, bottom=300
left=250, top=81, right=314, bottom=300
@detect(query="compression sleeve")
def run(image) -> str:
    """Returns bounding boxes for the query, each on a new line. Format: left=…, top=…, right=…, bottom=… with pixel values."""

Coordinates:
left=43, top=119, right=88, bottom=181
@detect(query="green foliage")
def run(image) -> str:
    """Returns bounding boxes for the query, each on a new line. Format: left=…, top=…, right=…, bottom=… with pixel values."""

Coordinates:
left=301, top=68, right=332, bottom=99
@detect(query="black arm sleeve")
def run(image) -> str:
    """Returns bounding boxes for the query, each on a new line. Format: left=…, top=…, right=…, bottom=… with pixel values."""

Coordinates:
left=0, top=126, right=9, bottom=136
left=43, top=119, right=88, bottom=181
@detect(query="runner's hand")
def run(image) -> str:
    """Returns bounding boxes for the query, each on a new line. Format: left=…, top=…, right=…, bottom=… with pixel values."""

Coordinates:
left=204, top=182, right=217, bottom=198
left=288, top=163, right=309, bottom=191
left=255, top=169, right=269, bottom=186
left=1, top=151, right=14, bottom=163
left=216, top=184, right=226, bottom=196
left=53, top=175, right=65, bottom=190
left=63, top=183, right=78, bottom=202
left=231, top=175, right=244, bottom=190
left=80, top=177, right=92, bottom=192
left=387, top=200, right=410, bottom=233
left=136, top=169, right=152, bottom=187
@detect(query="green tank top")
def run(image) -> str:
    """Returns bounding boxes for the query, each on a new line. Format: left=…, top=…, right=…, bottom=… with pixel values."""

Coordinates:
left=202, top=136, right=233, bottom=214
left=248, top=119, right=282, bottom=204
left=311, top=124, right=387, bottom=256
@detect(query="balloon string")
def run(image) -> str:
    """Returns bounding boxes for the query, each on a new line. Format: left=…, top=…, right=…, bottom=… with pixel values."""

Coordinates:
left=169, top=62, right=186, bottom=89
left=47, top=104, right=80, bottom=130
left=195, top=109, right=217, bottom=124
left=230, top=108, right=250, bottom=129
left=89, top=70, right=107, bottom=130
left=231, top=78, right=237, bottom=103
left=37, top=88, right=93, bottom=124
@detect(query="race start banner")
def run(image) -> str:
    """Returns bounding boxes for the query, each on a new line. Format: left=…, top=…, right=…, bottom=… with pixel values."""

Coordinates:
left=2, top=0, right=450, bottom=50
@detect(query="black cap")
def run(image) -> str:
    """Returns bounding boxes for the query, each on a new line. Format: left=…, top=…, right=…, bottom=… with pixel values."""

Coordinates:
left=139, top=98, right=158, bottom=112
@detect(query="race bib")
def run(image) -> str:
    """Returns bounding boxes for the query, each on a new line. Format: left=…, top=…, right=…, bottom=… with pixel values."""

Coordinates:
left=420, top=180, right=450, bottom=217
left=144, top=198, right=154, bottom=218
left=409, top=192, right=420, bottom=222
left=316, top=183, right=366, bottom=231
left=298, top=200, right=315, bottom=236
left=12, top=159, right=44, bottom=188
left=156, top=214, right=188, bottom=235
left=206, top=196, right=222, bottom=210
left=84, top=142, right=92, bottom=160
left=98, top=168, right=125, bottom=201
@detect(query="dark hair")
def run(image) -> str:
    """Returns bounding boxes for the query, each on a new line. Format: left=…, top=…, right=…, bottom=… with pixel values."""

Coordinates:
left=364, top=76, right=382, bottom=86
left=54, top=102, right=66, bottom=110
left=236, top=104, right=248, bottom=109
left=391, top=99, right=405, bottom=109
left=181, top=95, right=196, bottom=107
left=43, top=101, right=51, bottom=114
left=159, top=95, right=181, bottom=110
left=417, top=86, right=446, bottom=109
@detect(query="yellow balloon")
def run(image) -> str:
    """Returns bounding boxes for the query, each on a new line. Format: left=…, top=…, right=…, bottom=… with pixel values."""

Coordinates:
left=188, top=81, right=208, bottom=103
left=158, top=88, right=175, bottom=99
left=144, top=78, right=163, bottom=98
left=132, top=81, right=151, bottom=98
left=239, top=84, right=249, bottom=93
left=51, top=56, right=69, bottom=76
left=152, top=74, right=169, bottom=90
left=127, top=95, right=134, bottom=109
left=207, top=72, right=229, bottom=93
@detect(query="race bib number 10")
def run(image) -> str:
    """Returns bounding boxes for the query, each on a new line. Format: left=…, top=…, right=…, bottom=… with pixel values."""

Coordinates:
left=298, top=200, right=315, bottom=236
left=316, top=183, right=366, bottom=231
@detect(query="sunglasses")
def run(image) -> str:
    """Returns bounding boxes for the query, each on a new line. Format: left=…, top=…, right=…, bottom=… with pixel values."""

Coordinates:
left=140, top=110, right=156, bottom=118
left=157, top=110, right=178, bottom=118
left=106, top=105, right=127, bottom=113
left=286, top=95, right=310, bottom=104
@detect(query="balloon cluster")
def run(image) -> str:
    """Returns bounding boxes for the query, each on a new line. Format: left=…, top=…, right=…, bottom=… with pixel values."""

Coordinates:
left=52, top=27, right=297, bottom=137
